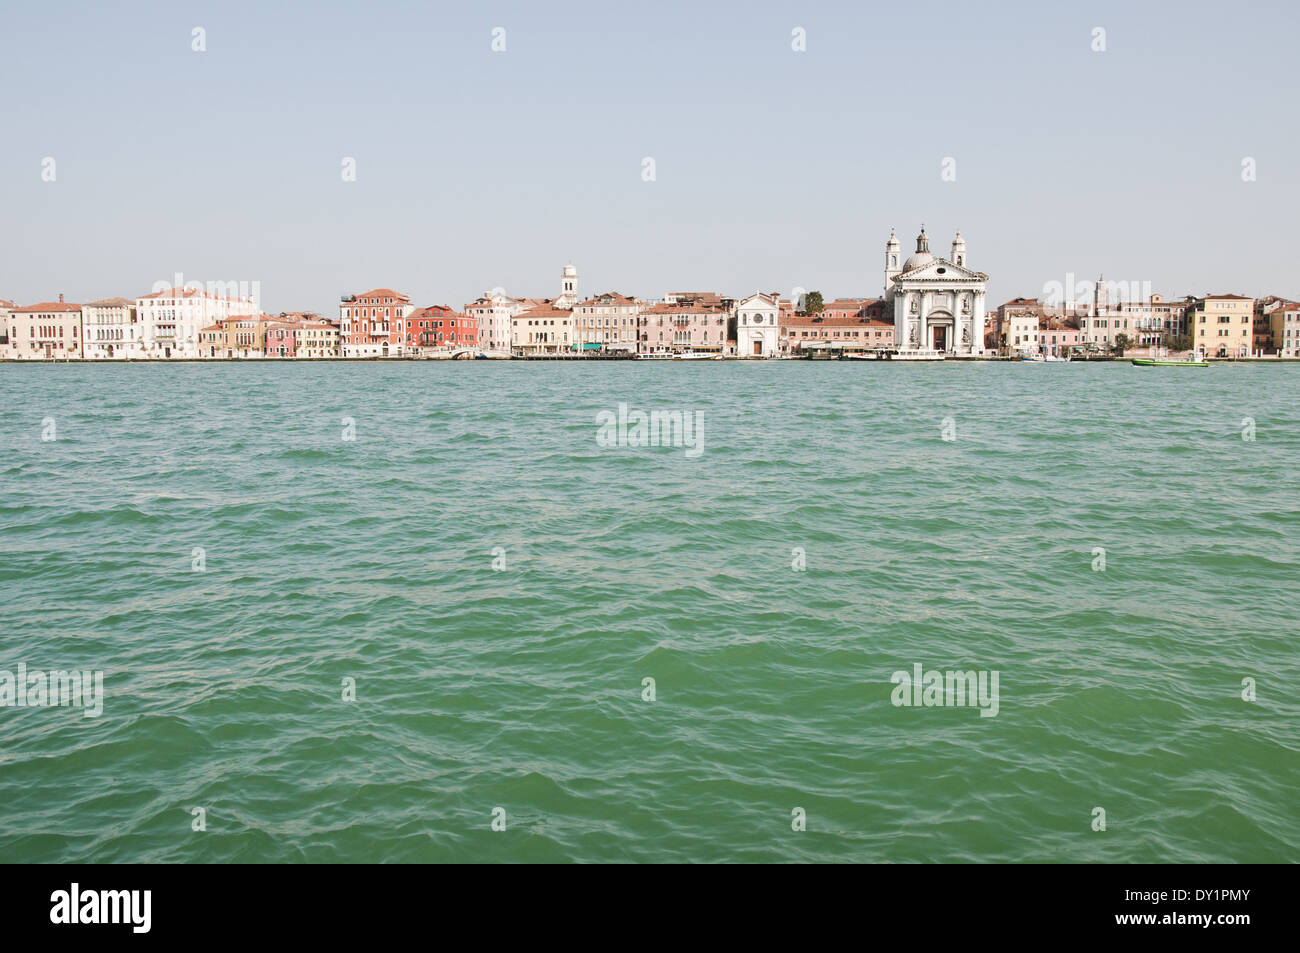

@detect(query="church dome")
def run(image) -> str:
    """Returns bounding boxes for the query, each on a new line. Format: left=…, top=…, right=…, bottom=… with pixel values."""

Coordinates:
left=902, top=227, right=933, bottom=271
left=903, top=250, right=933, bottom=271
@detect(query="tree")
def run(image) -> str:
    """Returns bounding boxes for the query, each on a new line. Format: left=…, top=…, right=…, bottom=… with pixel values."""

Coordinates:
left=803, top=291, right=824, bottom=316
left=1114, top=333, right=1130, bottom=355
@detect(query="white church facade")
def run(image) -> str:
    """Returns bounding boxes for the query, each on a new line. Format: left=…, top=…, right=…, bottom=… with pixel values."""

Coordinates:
left=885, top=227, right=988, bottom=355
left=735, top=292, right=780, bottom=357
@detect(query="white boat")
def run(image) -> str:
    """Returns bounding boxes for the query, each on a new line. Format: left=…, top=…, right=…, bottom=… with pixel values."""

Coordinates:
left=893, top=350, right=947, bottom=361
left=673, top=353, right=715, bottom=360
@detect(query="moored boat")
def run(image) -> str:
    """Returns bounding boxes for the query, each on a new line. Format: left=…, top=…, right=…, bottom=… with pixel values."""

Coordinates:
left=1131, top=357, right=1209, bottom=367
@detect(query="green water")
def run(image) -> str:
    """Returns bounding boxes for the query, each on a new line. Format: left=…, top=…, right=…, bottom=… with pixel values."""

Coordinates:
left=1, top=361, right=1296, bottom=863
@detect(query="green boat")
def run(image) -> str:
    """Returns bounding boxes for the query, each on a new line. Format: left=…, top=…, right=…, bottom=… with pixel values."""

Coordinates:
left=1131, top=357, right=1209, bottom=367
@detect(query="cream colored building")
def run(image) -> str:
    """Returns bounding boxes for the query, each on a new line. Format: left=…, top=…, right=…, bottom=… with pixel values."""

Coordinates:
left=82, top=297, right=141, bottom=359
left=574, top=292, right=641, bottom=352
left=1189, top=294, right=1253, bottom=358
left=1270, top=304, right=1300, bottom=357
left=296, top=322, right=340, bottom=358
left=512, top=304, right=575, bottom=355
left=137, top=285, right=257, bottom=358
left=6, top=300, right=84, bottom=360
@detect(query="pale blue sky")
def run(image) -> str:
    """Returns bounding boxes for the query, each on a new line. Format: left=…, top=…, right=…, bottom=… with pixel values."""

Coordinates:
left=2, top=0, right=1296, bottom=315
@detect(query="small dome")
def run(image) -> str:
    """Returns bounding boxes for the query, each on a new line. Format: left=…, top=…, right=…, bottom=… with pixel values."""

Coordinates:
left=903, top=226, right=932, bottom=271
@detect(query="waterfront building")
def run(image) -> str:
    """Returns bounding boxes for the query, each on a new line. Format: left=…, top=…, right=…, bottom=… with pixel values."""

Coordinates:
left=264, top=318, right=301, bottom=358
left=338, top=288, right=413, bottom=357
left=1254, top=296, right=1297, bottom=355
left=638, top=300, right=729, bottom=354
left=1038, top=319, right=1083, bottom=355
left=512, top=304, right=574, bottom=355
left=1189, top=294, right=1254, bottom=358
left=82, top=297, right=140, bottom=359
left=735, top=292, right=780, bottom=357
left=135, top=285, right=257, bottom=359
left=1081, top=282, right=1193, bottom=348
left=574, top=292, right=642, bottom=353
left=466, top=266, right=577, bottom=354
left=885, top=227, right=987, bottom=355
left=296, top=321, right=340, bottom=358
left=995, top=298, right=1044, bottom=354
left=465, top=292, right=527, bottom=355
left=0, top=299, right=14, bottom=358
left=6, top=298, right=83, bottom=359
left=783, top=300, right=892, bottom=352
left=198, top=314, right=272, bottom=358
left=406, top=305, right=477, bottom=349
left=1268, top=302, right=1300, bottom=357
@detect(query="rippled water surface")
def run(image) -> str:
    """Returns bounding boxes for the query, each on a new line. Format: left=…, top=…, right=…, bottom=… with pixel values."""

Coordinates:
left=1, top=361, right=1297, bottom=862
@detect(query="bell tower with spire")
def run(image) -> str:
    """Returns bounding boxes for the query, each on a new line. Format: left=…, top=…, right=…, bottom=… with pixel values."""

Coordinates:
left=884, top=228, right=901, bottom=294
left=951, top=230, right=967, bottom=268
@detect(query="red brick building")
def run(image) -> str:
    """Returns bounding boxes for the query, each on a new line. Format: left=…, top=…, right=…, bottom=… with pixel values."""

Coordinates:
left=406, top=305, right=477, bottom=349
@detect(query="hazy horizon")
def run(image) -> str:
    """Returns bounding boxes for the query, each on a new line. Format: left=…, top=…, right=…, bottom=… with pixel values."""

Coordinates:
left=3, top=0, right=1297, bottom=316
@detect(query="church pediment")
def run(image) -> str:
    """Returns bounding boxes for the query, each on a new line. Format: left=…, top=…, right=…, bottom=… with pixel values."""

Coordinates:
left=895, top=257, right=985, bottom=282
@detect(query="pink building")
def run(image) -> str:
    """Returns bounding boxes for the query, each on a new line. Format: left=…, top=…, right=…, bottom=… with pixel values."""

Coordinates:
left=1038, top=319, right=1083, bottom=355
left=264, top=321, right=299, bottom=357
left=638, top=301, right=729, bottom=354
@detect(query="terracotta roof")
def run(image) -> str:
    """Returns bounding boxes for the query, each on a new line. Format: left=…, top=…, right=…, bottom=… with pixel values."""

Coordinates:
left=12, top=302, right=81, bottom=313
left=409, top=305, right=461, bottom=319
left=353, top=288, right=410, bottom=301
left=785, top=313, right=890, bottom=328
left=643, top=301, right=726, bottom=315
left=1202, top=293, right=1252, bottom=300
left=84, top=297, right=135, bottom=307
left=515, top=305, right=573, bottom=319
left=575, top=292, right=636, bottom=307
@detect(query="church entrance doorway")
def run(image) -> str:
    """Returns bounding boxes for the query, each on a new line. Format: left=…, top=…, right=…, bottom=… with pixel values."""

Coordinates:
left=933, top=325, right=947, bottom=352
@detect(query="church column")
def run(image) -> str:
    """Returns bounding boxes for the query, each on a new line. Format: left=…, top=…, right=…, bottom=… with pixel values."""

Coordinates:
left=973, top=291, right=986, bottom=354
left=917, top=293, right=928, bottom=350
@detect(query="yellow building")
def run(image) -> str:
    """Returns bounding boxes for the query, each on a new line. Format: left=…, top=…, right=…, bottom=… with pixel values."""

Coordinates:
left=198, top=315, right=271, bottom=358
left=512, top=304, right=575, bottom=355
left=1189, top=294, right=1254, bottom=358
left=296, top=322, right=340, bottom=358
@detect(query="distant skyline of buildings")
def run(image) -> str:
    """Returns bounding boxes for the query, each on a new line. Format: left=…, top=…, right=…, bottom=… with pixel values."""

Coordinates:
left=3, top=228, right=1298, bottom=360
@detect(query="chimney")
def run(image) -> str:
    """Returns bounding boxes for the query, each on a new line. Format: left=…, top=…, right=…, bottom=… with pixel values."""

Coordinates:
left=58, top=293, right=64, bottom=303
